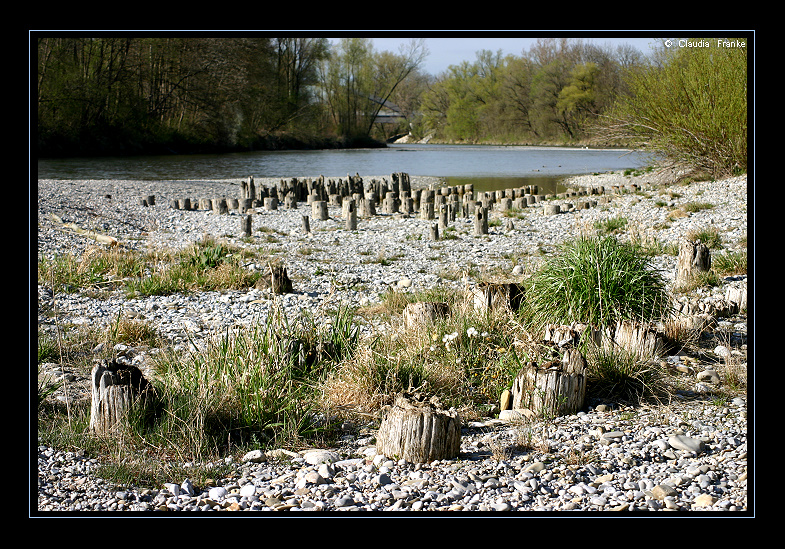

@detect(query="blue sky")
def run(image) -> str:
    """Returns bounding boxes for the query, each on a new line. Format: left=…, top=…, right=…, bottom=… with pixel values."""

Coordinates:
left=328, top=34, right=662, bottom=75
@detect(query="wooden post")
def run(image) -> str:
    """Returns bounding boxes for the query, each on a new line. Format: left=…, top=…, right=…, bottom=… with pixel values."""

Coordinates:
left=376, top=395, right=461, bottom=463
left=301, top=215, right=311, bottom=234
left=511, top=347, right=587, bottom=418
left=675, top=238, right=711, bottom=290
left=430, top=223, right=440, bottom=241
left=240, top=215, right=252, bottom=237
left=474, top=207, right=488, bottom=235
left=89, top=360, right=157, bottom=436
left=438, top=204, right=448, bottom=230
left=345, top=199, right=357, bottom=230
left=312, top=200, right=328, bottom=221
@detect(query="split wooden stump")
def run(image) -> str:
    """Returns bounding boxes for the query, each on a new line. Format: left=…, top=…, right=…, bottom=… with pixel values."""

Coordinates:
left=403, top=301, right=450, bottom=330
left=471, top=282, right=524, bottom=313
left=511, top=346, right=587, bottom=419
left=675, top=238, right=711, bottom=290
left=89, top=360, right=157, bottom=436
left=376, top=395, right=461, bottom=463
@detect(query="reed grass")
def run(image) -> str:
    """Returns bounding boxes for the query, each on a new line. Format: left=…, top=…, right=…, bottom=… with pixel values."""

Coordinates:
left=522, top=235, right=672, bottom=332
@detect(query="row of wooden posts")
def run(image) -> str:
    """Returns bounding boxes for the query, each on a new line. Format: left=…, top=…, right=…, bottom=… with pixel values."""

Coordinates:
left=153, top=173, right=640, bottom=239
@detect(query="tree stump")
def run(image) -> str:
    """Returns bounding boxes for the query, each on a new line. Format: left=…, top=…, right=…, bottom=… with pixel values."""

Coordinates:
left=240, top=215, right=252, bottom=237
left=430, top=223, right=440, bottom=241
left=270, top=263, right=293, bottom=294
left=89, top=360, right=157, bottom=436
left=605, top=319, right=667, bottom=358
left=471, top=282, right=524, bottom=313
left=403, top=301, right=450, bottom=329
left=473, top=207, right=488, bottom=235
left=675, top=238, right=711, bottom=289
left=376, top=395, right=461, bottom=463
left=511, top=347, right=587, bottom=418
left=312, top=200, right=328, bottom=221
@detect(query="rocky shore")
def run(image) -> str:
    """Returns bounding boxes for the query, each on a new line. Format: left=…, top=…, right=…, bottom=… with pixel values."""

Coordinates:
left=35, top=169, right=750, bottom=514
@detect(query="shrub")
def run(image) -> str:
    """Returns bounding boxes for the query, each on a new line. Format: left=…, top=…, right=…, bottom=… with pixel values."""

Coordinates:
left=598, top=39, right=747, bottom=177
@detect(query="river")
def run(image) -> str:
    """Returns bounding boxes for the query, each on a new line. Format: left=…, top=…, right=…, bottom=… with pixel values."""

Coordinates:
left=36, top=144, right=651, bottom=195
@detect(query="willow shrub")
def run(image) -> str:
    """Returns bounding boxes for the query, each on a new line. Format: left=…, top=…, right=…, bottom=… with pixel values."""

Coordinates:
left=600, top=38, right=747, bottom=177
left=522, top=235, right=671, bottom=333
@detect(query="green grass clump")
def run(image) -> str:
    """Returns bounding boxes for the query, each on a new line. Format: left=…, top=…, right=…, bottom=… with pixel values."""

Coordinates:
left=522, top=235, right=671, bottom=332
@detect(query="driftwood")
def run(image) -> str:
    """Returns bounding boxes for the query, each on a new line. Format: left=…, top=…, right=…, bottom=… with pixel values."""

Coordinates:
left=403, top=302, right=450, bottom=329
left=48, top=213, right=118, bottom=247
left=376, top=395, right=461, bottom=463
left=89, top=360, right=157, bottom=435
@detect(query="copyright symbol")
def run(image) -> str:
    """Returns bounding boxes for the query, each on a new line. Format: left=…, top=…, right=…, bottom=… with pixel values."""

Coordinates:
left=665, top=40, right=673, bottom=48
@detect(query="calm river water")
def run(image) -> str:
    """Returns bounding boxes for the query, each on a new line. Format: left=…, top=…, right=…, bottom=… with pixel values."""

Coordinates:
left=36, top=144, right=650, bottom=194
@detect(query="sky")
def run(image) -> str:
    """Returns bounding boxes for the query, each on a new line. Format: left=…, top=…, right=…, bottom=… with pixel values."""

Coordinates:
left=329, top=34, right=663, bottom=75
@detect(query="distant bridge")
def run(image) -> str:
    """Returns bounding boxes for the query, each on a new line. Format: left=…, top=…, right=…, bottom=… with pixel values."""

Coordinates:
left=370, top=95, right=406, bottom=124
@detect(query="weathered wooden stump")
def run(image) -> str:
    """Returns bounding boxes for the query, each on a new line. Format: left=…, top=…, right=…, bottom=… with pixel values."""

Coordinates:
left=376, top=395, right=461, bottom=463
left=605, top=319, right=668, bottom=358
left=344, top=199, right=357, bottom=230
left=312, top=200, right=328, bottom=221
left=89, top=360, right=157, bottom=436
left=511, top=346, right=587, bottom=418
left=675, top=238, right=711, bottom=289
left=270, top=263, right=293, bottom=294
left=301, top=215, right=311, bottom=234
left=403, top=301, right=450, bottom=329
left=471, top=282, right=524, bottom=313
left=240, top=215, right=252, bottom=237
left=474, top=207, right=488, bottom=235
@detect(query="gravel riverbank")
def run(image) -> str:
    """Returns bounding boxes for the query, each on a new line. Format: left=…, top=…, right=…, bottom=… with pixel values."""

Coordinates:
left=34, top=169, right=750, bottom=515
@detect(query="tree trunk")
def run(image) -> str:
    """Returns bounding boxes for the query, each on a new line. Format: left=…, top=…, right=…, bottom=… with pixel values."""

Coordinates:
left=376, top=395, right=461, bottom=463
left=89, top=360, right=156, bottom=436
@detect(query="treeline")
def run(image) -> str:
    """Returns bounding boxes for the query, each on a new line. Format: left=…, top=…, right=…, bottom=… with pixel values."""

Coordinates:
left=36, top=36, right=747, bottom=176
left=414, top=37, right=747, bottom=177
left=36, top=36, right=427, bottom=156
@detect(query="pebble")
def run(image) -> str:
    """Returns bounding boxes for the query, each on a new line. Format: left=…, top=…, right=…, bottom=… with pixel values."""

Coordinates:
left=37, top=395, right=748, bottom=512
left=36, top=172, right=749, bottom=513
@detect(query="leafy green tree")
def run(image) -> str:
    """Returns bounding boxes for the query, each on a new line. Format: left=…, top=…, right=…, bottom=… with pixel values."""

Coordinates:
left=321, top=38, right=426, bottom=142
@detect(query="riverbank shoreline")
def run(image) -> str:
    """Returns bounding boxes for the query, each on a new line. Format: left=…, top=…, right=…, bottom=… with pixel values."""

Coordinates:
left=35, top=168, right=749, bottom=514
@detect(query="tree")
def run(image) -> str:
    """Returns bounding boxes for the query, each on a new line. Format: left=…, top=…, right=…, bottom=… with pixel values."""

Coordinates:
left=321, top=38, right=427, bottom=142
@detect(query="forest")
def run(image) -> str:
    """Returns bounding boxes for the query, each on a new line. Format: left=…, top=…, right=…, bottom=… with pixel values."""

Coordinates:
left=35, top=36, right=748, bottom=177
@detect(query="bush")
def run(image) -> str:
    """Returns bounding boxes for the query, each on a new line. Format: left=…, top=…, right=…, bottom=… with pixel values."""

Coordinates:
left=599, top=39, right=747, bottom=177
left=522, top=235, right=671, bottom=332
